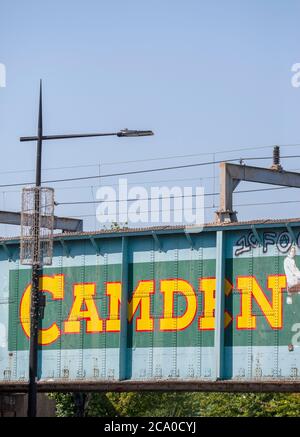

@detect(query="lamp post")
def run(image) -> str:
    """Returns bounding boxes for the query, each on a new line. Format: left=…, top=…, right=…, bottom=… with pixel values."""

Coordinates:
left=20, top=81, right=154, bottom=417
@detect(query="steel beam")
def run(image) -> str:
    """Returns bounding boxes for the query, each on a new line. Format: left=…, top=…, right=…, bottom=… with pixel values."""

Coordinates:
left=119, top=237, right=128, bottom=380
left=0, top=210, right=83, bottom=232
left=89, top=237, right=101, bottom=255
left=184, top=231, right=194, bottom=250
left=2, top=380, right=300, bottom=393
left=59, top=239, right=71, bottom=257
left=53, top=216, right=83, bottom=232
left=216, top=162, right=300, bottom=223
left=286, top=223, right=297, bottom=244
left=0, top=242, right=12, bottom=261
left=152, top=231, right=162, bottom=252
left=251, top=224, right=262, bottom=246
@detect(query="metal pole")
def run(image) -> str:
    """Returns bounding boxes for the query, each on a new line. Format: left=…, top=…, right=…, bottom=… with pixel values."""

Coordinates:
left=20, top=85, right=153, bottom=416
left=28, top=80, right=43, bottom=417
left=74, top=393, right=87, bottom=417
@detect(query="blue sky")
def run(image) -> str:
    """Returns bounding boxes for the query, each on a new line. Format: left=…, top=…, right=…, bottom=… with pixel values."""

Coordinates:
left=1, top=0, right=300, bottom=232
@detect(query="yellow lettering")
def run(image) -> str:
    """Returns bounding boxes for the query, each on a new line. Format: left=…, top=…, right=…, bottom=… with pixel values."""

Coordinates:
left=198, top=278, right=232, bottom=330
left=64, top=283, right=103, bottom=333
left=236, top=275, right=286, bottom=329
left=106, top=280, right=155, bottom=331
left=20, top=274, right=64, bottom=345
left=160, top=279, right=197, bottom=331
left=106, top=282, right=121, bottom=332
left=128, top=280, right=154, bottom=331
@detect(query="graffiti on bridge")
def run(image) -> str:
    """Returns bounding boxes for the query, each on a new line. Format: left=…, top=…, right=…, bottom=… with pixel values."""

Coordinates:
left=235, top=230, right=300, bottom=257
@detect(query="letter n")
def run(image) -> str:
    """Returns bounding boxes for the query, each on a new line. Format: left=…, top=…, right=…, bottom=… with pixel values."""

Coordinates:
left=236, top=275, right=286, bottom=329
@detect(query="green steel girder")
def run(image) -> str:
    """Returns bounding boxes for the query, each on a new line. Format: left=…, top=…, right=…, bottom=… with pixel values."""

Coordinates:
left=119, top=237, right=128, bottom=380
left=214, top=230, right=225, bottom=380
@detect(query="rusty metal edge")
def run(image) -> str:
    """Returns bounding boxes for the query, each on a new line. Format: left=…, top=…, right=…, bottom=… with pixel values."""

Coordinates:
left=2, top=217, right=300, bottom=243
left=1, top=380, right=300, bottom=393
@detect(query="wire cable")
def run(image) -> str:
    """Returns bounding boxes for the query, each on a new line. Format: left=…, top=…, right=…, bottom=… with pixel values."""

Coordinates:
left=68, top=197, right=300, bottom=219
left=1, top=154, right=300, bottom=189
left=2, top=142, right=300, bottom=176
left=56, top=185, right=298, bottom=206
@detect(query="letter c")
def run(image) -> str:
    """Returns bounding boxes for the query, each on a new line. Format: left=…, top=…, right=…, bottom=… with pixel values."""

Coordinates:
left=20, top=274, right=64, bottom=345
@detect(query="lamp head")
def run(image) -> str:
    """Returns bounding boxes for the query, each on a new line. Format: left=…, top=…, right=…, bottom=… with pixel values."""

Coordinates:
left=117, top=129, right=154, bottom=137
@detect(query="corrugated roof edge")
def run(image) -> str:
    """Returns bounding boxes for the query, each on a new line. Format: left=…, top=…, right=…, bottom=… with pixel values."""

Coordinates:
left=1, top=217, right=300, bottom=243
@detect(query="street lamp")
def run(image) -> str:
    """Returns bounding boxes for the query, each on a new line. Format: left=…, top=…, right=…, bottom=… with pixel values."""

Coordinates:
left=20, top=81, right=154, bottom=417
left=20, top=128, right=154, bottom=142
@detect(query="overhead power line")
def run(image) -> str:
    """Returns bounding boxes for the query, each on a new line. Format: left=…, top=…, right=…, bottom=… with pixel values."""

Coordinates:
left=69, top=197, right=300, bottom=219
left=1, top=142, right=300, bottom=176
left=3, top=165, right=300, bottom=195
left=0, top=157, right=242, bottom=188
left=57, top=185, right=295, bottom=206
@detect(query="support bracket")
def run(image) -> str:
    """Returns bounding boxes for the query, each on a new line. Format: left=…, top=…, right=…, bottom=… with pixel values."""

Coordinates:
left=286, top=224, right=297, bottom=245
left=59, top=239, right=71, bottom=258
left=216, top=162, right=300, bottom=223
left=89, top=237, right=101, bottom=255
left=251, top=225, right=263, bottom=246
left=0, top=242, right=12, bottom=261
left=152, top=232, right=162, bottom=252
left=184, top=232, right=194, bottom=250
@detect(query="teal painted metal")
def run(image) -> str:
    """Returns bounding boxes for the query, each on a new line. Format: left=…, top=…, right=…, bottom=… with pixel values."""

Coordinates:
left=251, top=225, right=262, bottom=246
left=286, top=224, right=297, bottom=245
left=89, top=237, right=101, bottom=256
left=59, top=239, right=70, bottom=258
left=1, top=219, right=300, bottom=391
left=119, top=237, right=128, bottom=380
left=214, top=230, right=225, bottom=380
left=0, top=242, right=12, bottom=261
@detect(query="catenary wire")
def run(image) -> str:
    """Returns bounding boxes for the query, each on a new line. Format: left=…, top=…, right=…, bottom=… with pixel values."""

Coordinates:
left=68, top=198, right=300, bottom=219
left=56, top=185, right=298, bottom=206
left=2, top=142, right=300, bottom=176
left=1, top=154, right=300, bottom=189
